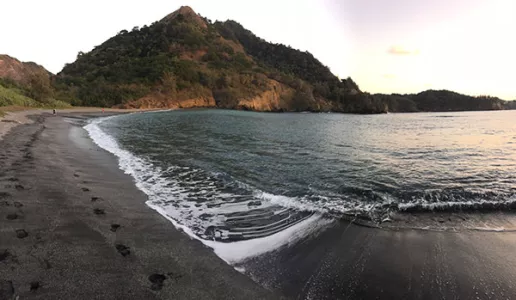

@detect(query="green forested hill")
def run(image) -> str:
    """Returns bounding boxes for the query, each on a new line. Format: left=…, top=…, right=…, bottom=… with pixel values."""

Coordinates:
left=54, top=6, right=385, bottom=112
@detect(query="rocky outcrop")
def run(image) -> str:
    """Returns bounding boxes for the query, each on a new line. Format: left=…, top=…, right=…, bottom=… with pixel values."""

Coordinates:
left=160, top=6, right=207, bottom=29
left=236, top=80, right=293, bottom=111
left=0, top=55, right=50, bottom=85
left=121, top=94, right=216, bottom=109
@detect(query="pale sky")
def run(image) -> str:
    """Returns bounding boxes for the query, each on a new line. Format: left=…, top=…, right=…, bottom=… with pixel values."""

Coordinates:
left=1, top=0, right=514, bottom=99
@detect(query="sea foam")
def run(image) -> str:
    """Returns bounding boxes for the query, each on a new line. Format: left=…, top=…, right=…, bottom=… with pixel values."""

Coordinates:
left=84, top=116, right=333, bottom=264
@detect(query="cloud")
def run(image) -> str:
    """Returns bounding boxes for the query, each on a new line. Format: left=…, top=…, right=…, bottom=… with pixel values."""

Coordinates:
left=383, top=74, right=396, bottom=79
left=388, top=46, right=420, bottom=56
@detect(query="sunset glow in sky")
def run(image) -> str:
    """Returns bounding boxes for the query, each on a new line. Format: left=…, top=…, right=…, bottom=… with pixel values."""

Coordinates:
left=1, top=0, right=514, bottom=99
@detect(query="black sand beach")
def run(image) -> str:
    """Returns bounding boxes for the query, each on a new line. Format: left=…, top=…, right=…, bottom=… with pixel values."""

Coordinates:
left=0, top=112, right=277, bottom=299
left=2, top=112, right=516, bottom=300
left=243, top=217, right=516, bottom=299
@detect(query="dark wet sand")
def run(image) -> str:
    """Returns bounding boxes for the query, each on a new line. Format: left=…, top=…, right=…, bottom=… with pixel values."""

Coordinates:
left=244, top=218, right=516, bottom=299
left=0, top=113, right=277, bottom=299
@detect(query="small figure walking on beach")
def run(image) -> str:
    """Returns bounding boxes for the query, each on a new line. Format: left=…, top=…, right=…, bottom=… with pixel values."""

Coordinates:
left=53, top=109, right=56, bottom=115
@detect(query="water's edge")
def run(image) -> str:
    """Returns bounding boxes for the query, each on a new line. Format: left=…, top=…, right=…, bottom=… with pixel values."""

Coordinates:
left=83, top=115, right=333, bottom=265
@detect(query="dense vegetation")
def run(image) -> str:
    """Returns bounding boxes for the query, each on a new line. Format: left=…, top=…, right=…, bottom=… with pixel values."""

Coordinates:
left=57, top=10, right=272, bottom=109
left=0, top=77, right=70, bottom=108
left=54, top=7, right=387, bottom=112
left=375, top=90, right=507, bottom=112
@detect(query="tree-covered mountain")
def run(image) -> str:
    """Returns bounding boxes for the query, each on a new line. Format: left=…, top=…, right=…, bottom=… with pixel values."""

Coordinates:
left=0, top=55, right=69, bottom=107
left=54, top=6, right=386, bottom=113
left=377, top=90, right=508, bottom=112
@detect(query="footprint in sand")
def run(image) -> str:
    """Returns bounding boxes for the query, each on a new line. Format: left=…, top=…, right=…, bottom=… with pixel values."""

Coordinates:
left=93, top=208, right=105, bottom=215
left=91, top=196, right=101, bottom=202
left=115, top=244, right=130, bottom=257
left=110, top=224, right=121, bottom=232
left=6, top=213, right=19, bottom=220
left=0, top=280, right=14, bottom=298
left=0, top=249, right=10, bottom=261
left=148, top=274, right=167, bottom=291
left=30, top=281, right=40, bottom=292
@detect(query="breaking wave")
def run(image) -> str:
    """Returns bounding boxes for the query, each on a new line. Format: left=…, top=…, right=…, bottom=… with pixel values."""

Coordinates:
left=84, top=116, right=333, bottom=264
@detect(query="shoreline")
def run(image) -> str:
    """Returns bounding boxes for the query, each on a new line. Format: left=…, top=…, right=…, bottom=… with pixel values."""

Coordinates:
left=241, top=217, right=516, bottom=299
left=0, top=112, right=277, bottom=299
left=3, top=110, right=516, bottom=299
left=0, top=107, right=164, bottom=141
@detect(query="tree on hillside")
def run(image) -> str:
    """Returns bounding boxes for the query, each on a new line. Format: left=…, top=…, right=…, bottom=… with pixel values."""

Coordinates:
left=29, top=73, right=53, bottom=102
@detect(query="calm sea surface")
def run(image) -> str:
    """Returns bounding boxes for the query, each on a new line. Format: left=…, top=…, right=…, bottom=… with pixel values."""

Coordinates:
left=87, top=110, right=516, bottom=245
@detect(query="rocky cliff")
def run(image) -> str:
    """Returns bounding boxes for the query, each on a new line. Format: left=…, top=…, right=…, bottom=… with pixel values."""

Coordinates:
left=0, top=55, right=50, bottom=85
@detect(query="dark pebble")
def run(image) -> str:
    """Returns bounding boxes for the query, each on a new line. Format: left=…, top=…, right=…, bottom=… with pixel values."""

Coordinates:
left=13, top=202, right=23, bottom=208
left=91, top=196, right=100, bottom=202
left=110, top=224, right=121, bottom=232
left=73, top=173, right=80, bottom=177
left=81, top=187, right=90, bottom=192
left=7, top=177, right=18, bottom=182
left=247, top=200, right=262, bottom=207
left=16, top=229, right=28, bottom=239
left=15, top=184, right=24, bottom=190
left=115, top=244, right=130, bottom=257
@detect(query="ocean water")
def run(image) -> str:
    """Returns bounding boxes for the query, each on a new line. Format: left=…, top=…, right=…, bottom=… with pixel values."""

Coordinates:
left=85, top=109, right=516, bottom=263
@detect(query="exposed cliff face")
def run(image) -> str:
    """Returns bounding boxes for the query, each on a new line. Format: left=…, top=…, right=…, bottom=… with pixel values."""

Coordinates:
left=160, top=6, right=207, bottom=29
left=0, top=55, right=50, bottom=85
left=120, top=94, right=216, bottom=109
left=236, top=80, right=293, bottom=111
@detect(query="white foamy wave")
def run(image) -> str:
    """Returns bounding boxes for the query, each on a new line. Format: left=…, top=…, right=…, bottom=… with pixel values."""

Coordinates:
left=84, top=117, right=332, bottom=263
